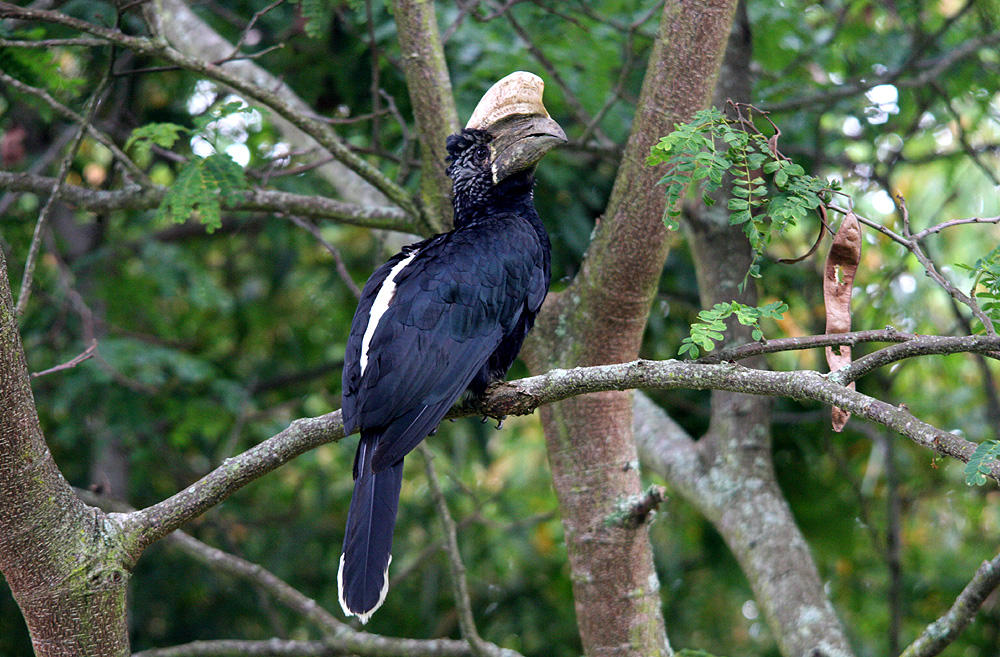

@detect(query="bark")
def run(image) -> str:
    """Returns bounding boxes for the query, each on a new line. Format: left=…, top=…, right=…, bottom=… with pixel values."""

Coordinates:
left=391, top=0, right=460, bottom=232
left=0, top=248, right=131, bottom=656
left=653, top=5, right=856, bottom=654
left=524, top=2, right=739, bottom=655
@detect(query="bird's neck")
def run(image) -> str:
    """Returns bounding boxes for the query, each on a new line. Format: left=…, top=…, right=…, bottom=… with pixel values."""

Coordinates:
left=452, top=171, right=538, bottom=229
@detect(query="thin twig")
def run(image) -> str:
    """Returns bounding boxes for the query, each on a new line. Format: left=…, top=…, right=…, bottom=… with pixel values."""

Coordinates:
left=896, top=196, right=996, bottom=335
left=0, top=69, right=149, bottom=184
left=696, top=327, right=917, bottom=364
left=285, top=215, right=362, bottom=299
left=420, top=444, right=492, bottom=657
left=505, top=11, right=614, bottom=149
left=30, top=339, right=98, bottom=378
left=14, top=84, right=101, bottom=316
left=220, top=0, right=282, bottom=63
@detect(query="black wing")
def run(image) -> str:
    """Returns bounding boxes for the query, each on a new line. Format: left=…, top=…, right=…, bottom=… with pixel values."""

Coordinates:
left=341, top=214, right=545, bottom=469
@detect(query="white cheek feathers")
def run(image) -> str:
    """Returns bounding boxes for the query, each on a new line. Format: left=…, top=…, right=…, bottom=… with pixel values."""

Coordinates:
left=359, top=252, right=418, bottom=375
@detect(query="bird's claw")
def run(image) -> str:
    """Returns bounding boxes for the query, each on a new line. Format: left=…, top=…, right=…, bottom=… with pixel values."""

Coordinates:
left=480, top=415, right=506, bottom=429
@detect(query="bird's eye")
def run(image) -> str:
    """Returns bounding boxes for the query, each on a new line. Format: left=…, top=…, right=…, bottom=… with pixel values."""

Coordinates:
left=475, top=145, right=490, bottom=160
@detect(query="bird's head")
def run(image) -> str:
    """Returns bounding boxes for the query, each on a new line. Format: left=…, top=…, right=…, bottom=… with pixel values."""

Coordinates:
left=447, top=72, right=566, bottom=215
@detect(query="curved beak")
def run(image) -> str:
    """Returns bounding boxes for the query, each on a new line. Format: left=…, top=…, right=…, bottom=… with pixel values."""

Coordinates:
left=487, top=113, right=567, bottom=184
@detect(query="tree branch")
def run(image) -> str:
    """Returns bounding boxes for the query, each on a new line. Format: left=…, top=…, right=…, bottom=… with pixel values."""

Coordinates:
left=420, top=445, right=497, bottom=657
left=0, top=68, right=148, bottom=184
left=899, top=553, right=1000, bottom=657
left=0, top=171, right=413, bottom=231
left=121, top=352, right=1000, bottom=560
left=696, top=328, right=917, bottom=364
left=132, top=637, right=477, bottom=657
left=391, top=0, right=459, bottom=232
left=0, top=1, right=420, bottom=221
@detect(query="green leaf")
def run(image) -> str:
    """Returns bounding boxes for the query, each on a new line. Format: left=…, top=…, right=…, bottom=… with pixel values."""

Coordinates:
left=965, top=440, right=1000, bottom=486
left=154, top=153, right=247, bottom=233
left=125, top=123, right=188, bottom=161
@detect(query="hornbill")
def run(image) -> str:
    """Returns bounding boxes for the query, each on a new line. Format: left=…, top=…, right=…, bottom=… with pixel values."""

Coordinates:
left=338, top=72, right=566, bottom=623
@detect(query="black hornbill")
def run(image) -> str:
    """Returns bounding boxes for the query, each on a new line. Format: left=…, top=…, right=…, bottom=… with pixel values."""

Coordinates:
left=338, top=72, right=566, bottom=623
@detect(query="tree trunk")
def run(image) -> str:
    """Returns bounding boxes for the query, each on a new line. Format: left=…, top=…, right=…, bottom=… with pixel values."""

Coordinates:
left=638, top=5, right=856, bottom=655
left=525, top=2, right=740, bottom=654
left=0, top=248, right=132, bottom=657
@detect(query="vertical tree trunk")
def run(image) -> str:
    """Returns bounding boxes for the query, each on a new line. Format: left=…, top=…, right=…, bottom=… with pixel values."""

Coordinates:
left=0, top=249, right=131, bottom=657
left=525, top=2, right=740, bottom=654
left=640, top=5, right=857, bottom=655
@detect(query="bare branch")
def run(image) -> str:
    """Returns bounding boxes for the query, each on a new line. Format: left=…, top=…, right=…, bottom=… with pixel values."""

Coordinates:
left=0, top=69, right=149, bottom=184
left=896, top=196, right=996, bottom=335
left=420, top=445, right=494, bottom=657
left=122, top=410, right=345, bottom=552
left=0, top=37, right=106, bottom=47
left=30, top=340, right=98, bottom=379
left=285, top=215, right=362, bottom=299
left=164, top=531, right=349, bottom=637
left=900, top=553, right=1000, bottom=657
left=836, top=334, right=1000, bottom=385
left=696, top=327, right=917, bottom=364
left=132, top=637, right=478, bottom=657
left=0, top=171, right=413, bottom=232
left=825, top=200, right=998, bottom=335
left=910, top=215, right=1000, bottom=242
left=121, top=348, right=1000, bottom=558
left=15, top=77, right=102, bottom=315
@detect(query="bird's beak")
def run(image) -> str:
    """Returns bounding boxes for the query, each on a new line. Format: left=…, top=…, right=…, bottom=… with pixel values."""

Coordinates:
left=465, top=71, right=566, bottom=184
left=486, top=114, right=567, bottom=184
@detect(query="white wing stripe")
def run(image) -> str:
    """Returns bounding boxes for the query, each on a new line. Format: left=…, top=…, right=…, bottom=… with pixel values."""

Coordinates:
left=359, top=252, right=418, bottom=375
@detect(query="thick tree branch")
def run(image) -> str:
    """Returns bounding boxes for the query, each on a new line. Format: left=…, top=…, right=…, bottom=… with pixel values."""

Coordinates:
left=122, top=353, right=998, bottom=566
left=132, top=637, right=478, bottom=657
left=391, top=0, right=459, bottom=232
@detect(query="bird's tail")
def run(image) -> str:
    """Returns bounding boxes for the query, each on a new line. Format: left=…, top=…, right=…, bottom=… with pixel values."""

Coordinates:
left=338, top=431, right=404, bottom=624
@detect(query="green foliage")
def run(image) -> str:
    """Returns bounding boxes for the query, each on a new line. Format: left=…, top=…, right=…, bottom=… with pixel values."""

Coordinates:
left=154, top=153, right=247, bottom=232
left=679, top=300, right=788, bottom=358
left=964, top=440, right=1000, bottom=486
left=956, top=245, right=1000, bottom=330
left=0, top=28, right=86, bottom=101
left=125, top=122, right=187, bottom=161
left=676, top=650, right=727, bottom=657
left=290, top=0, right=331, bottom=38
left=649, top=107, right=836, bottom=283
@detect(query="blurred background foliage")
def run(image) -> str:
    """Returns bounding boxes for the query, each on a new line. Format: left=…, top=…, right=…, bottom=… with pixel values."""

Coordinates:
left=1, top=1, right=1000, bottom=656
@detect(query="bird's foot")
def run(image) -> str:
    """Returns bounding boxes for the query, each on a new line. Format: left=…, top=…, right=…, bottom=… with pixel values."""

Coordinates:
left=480, top=414, right=506, bottom=429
